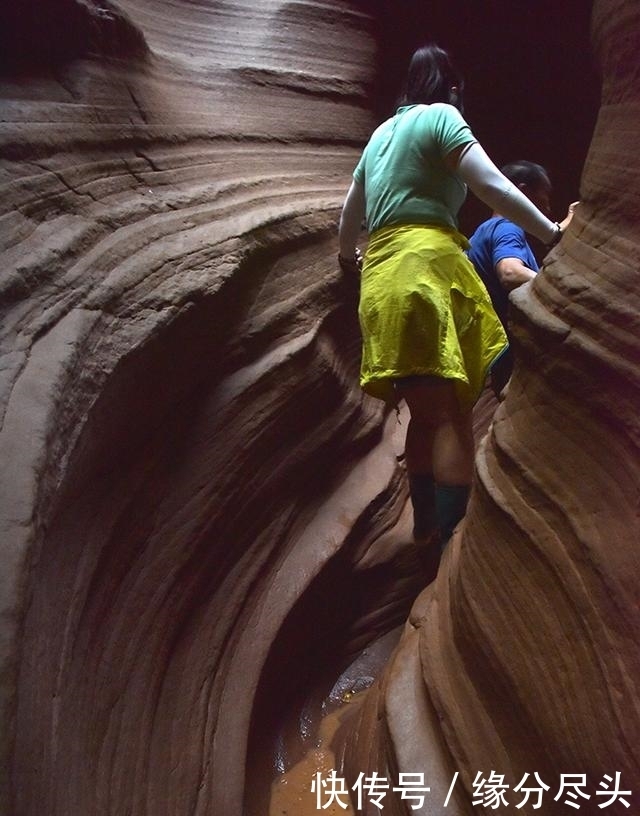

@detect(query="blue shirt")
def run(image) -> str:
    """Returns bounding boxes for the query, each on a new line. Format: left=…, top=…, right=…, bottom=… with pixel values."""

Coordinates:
left=467, top=216, right=538, bottom=330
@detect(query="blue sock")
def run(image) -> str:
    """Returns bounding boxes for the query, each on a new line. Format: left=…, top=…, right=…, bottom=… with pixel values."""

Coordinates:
left=409, top=473, right=436, bottom=539
left=435, top=484, right=470, bottom=547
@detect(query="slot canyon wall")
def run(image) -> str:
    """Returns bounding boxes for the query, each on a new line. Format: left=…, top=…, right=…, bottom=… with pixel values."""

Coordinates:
left=0, top=1, right=637, bottom=816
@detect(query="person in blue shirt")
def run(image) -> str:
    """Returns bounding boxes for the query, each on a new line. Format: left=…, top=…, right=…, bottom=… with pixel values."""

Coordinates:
left=467, top=160, right=577, bottom=392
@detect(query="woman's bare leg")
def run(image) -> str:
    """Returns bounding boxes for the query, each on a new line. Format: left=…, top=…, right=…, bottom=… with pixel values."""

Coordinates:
left=397, top=377, right=473, bottom=483
left=395, top=377, right=474, bottom=544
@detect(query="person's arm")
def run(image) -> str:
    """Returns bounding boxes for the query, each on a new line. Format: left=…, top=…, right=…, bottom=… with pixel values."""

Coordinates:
left=338, top=179, right=365, bottom=272
left=448, top=142, right=562, bottom=245
left=490, top=222, right=538, bottom=291
left=495, top=257, right=537, bottom=291
left=339, top=179, right=365, bottom=257
left=559, top=201, right=579, bottom=231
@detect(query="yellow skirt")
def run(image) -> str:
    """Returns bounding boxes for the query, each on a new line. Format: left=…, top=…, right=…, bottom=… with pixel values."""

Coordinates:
left=358, top=223, right=508, bottom=409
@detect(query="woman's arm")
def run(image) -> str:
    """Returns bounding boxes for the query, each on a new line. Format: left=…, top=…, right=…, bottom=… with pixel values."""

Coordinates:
left=448, top=142, right=561, bottom=245
left=559, top=200, right=580, bottom=231
left=338, top=179, right=366, bottom=260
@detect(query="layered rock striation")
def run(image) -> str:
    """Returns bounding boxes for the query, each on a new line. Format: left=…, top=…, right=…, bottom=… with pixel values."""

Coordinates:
left=1, top=3, right=386, bottom=814
left=338, top=1, right=640, bottom=814
left=1, top=1, right=635, bottom=816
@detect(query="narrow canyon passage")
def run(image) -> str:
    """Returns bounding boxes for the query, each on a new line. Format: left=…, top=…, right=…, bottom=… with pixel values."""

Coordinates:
left=2, top=2, right=639, bottom=816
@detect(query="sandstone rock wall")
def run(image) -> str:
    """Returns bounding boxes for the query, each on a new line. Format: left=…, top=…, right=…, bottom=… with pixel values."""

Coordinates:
left=339, top=1, right=640, bottom=813
left=0, top=3, right=385, bottom=814
left=1, top=1, right=634, bottom=816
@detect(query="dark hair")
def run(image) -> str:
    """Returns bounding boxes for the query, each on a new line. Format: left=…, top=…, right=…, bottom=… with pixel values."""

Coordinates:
left=403, top=44, right=464, bottom=110
left=500, top=160, right=550, bottom=191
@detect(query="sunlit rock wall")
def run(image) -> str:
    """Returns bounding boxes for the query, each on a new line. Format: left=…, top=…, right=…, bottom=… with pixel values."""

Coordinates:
left=0, top=2, right=389, bottom=814
left=341, top=0, right=640, bottom=813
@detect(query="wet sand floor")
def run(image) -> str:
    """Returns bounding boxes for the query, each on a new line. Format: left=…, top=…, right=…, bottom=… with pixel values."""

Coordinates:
left=267, top=626, right=403, bottom=816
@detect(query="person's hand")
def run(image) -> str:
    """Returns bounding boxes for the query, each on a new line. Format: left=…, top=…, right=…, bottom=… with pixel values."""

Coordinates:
left=559, top=201, right=580, bottom=231
left=338, top=247, right=363, bottom=275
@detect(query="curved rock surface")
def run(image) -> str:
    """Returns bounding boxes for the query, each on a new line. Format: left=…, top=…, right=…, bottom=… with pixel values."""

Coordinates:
left=1, top=4, right=379, bottom=814
left=337, top=2, right=640, bottom=814
left=0, top=1, right=630, bottom=816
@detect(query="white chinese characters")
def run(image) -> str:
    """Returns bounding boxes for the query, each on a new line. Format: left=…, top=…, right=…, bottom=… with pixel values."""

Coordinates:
left=310, top=769, right=632, bottom=810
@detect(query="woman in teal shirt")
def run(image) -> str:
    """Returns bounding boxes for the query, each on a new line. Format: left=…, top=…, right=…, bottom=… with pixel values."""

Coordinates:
left=339, top=44, right=565, bottom=553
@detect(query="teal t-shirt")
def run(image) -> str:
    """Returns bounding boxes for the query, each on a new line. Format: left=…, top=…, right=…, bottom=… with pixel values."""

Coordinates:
left=353, top=103, right=476, bottom=233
